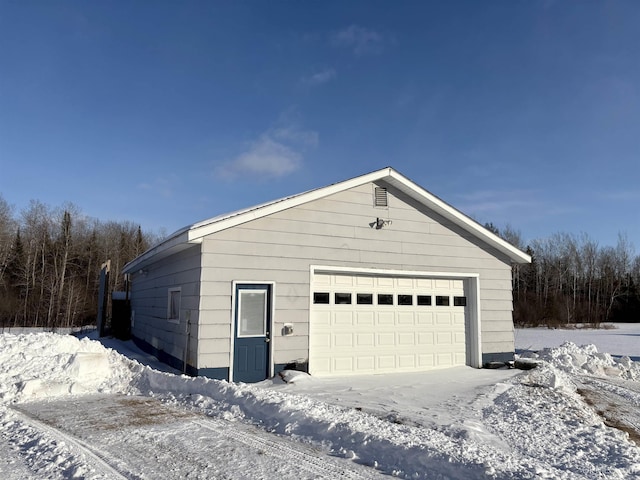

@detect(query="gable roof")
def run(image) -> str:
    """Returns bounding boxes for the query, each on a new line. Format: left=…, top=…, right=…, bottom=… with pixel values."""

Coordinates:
left=123, top=167, right=531, bottom=273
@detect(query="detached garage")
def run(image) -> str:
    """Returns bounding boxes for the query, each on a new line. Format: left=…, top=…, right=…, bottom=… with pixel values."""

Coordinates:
left=122, top=167, right=530, bottom=383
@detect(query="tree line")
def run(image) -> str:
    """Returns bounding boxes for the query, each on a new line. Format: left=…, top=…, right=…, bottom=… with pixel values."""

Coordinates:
left=0, top=195, right=157, bottom=330
left=487, top=224, right=640, bottom=327
left=1, top=194, right=638, bottom=330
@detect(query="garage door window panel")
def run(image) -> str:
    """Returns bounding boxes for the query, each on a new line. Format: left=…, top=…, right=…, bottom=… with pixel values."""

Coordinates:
left=454, top=296, right=467, bottom=306
left=377, top=294, right=394, bottom=305
left=335, top=293, right=352, bottom=304
left=436, top=295, right=450, bottom=306
left=398, top=295, right=413, bottom=306
left=417, top=295, right=432, bottom=306
left=313, top=292, right=330, bottom=304
left=357, top=293, right=373, bottom=305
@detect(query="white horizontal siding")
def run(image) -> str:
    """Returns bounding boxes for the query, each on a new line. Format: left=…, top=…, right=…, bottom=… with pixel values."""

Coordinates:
left=198, top=182, right=516, bottom=369
left=130, top=244, right=201, bottom=368
left=483, top=318, right=516, bottom=333
left=198, top=351, right=230, bottom=368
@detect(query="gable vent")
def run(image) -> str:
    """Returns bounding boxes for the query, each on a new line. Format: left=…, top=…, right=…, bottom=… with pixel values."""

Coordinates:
left=374, top=187, right=388, bottom=207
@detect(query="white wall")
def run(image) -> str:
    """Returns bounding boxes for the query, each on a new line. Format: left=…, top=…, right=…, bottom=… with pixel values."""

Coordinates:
left=129, top=244, right=201, bottom=369
left=197, top=180, right=514, bottom=371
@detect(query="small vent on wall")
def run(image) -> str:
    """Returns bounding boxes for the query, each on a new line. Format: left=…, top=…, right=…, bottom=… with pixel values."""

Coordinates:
left=374, top=187, right=388, bottom=207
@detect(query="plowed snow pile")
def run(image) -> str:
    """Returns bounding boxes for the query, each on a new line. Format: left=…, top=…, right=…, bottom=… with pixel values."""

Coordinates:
left=2, top=332, right=640, bottom=479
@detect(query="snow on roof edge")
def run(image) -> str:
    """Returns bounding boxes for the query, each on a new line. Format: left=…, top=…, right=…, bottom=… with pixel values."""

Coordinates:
left=123, top=166, right=530, bottom=274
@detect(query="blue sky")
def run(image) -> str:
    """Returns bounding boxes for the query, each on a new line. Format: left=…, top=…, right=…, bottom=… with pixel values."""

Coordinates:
left=1, top=1, right=639, bottom=247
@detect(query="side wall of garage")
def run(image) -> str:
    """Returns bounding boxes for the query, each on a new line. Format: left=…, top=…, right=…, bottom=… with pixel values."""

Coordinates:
left=128, top=245, right=202, bottom=374
left=197, top=180, right=514, bottom=375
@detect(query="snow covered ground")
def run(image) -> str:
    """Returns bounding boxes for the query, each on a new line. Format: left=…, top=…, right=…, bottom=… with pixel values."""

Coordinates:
left=2, top=326, right=640, bottom=479
left=516, top=322, right=640, bottom=360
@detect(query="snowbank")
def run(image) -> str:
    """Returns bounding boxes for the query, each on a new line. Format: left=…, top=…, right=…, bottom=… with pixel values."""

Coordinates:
left=519, top=341, right=640, bottom=381
left=0, top=333, right=127, bottom=402
left=2, top=332, right=640, bottom=479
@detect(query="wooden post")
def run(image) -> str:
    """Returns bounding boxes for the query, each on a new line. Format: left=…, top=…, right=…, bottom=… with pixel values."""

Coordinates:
left=97, top=260, right=111, bottom=337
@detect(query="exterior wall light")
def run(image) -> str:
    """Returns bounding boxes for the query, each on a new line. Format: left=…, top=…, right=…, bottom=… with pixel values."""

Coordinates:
left=374, top=218, right=392, bottom=229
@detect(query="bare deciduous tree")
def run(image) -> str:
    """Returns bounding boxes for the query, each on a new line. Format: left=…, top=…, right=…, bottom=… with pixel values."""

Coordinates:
left=492, top=224, right=640, bottom=328
left=0, top=199, right=154, bottom=329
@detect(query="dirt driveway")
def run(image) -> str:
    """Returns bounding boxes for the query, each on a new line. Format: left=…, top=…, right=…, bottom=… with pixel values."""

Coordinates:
left=576, top=375, right=640, bottom=445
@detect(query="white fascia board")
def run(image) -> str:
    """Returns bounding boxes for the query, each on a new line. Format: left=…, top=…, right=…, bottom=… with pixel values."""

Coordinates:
left=122, top=230, right=190, bottom=274
left=125, top=166, right=530, bottom=273
left=125, top=168, right=393, bottom=273
left=385, top=170, right=532, bottom=265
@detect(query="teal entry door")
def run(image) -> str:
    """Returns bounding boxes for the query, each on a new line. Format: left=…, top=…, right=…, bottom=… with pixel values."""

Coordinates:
left=233, top=284, right=272, bottom=383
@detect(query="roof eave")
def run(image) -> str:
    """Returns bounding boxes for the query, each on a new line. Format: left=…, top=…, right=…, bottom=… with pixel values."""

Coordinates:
left=186, top=167, right=394, bottom=242
left=123, top=166, right=531, bottom=273
left=385, top=170, right=532, bottom=264
left=122, top=230, right=191, bottom=274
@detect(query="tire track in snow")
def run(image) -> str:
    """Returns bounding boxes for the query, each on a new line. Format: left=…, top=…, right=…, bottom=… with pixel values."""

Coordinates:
left=191, top=416, right=379, bottom=479
left=7, top=408, right=130, bottom=480
left=12, top=395, right=383, bottom=479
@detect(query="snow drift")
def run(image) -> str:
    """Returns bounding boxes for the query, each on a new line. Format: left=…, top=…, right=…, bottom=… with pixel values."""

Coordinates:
left=2, top=332, right=640, bottom=479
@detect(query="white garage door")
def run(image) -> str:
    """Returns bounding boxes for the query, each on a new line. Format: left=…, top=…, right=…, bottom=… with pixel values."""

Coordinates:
left=309, top=272, right=468, bottom=376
